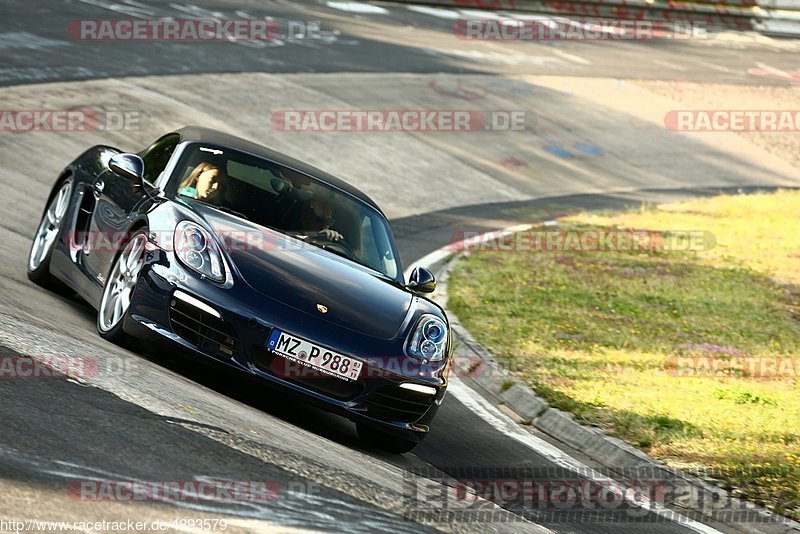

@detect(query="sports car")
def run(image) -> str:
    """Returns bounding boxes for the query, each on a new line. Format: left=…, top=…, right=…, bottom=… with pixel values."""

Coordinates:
left=27, top=127, right=452, bottom=453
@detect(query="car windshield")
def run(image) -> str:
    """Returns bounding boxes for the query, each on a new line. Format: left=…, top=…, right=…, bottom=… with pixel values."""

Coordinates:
left=165, top=143, right=401, bottom=280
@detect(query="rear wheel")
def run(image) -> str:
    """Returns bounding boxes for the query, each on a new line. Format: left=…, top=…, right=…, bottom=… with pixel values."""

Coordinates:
left=27, top=179, right=73, bottom=288
left=97, top=230, right=148, bottom=345
left=356, top=423, right=420, bottom=454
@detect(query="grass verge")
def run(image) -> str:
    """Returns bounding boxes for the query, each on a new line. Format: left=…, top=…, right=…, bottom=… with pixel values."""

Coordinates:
left=448, top=189, right=800, bottom=519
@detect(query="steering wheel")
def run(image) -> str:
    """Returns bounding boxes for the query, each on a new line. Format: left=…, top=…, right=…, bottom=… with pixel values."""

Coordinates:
left=308, top=234, right=358, bottom=261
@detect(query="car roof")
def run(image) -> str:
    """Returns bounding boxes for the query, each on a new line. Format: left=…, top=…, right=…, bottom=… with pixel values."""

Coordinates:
left=173, top=126, right=383, bottom=214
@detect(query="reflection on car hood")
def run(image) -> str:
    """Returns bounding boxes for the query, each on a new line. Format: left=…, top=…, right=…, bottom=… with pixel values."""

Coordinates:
left=192, top=203, right=412, bottom=340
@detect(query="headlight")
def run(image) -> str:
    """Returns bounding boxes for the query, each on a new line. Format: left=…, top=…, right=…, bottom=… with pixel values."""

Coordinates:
left=407, top=314, right=448, bottom=361
left=174, top=221, right=225, bottom=282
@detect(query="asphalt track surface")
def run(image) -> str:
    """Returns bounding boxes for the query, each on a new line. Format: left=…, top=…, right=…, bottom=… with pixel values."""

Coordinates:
left=1, top=1, right=800, bottom=533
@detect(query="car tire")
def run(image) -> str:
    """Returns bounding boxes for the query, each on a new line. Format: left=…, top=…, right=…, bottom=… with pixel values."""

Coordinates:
left=27, top=178, right=73, bottom=290
left=97, top=228, right=149, bottom=346
left=356, top=423, right=420, bottom=454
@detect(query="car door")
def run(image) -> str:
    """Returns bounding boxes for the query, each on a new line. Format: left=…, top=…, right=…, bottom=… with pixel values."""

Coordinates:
left=84, top=134, right=180, bottom=287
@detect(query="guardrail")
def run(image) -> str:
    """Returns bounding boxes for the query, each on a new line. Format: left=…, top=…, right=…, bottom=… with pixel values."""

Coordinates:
left=382, top=0, right=800, bottom=36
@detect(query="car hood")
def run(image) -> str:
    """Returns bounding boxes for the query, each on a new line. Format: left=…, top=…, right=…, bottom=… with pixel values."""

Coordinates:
left=192, top=204, right=413, bottom=340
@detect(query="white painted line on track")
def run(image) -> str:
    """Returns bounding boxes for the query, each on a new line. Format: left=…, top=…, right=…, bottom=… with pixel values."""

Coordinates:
left=406, top=6, right=461, bottom=19
left=697, top=61, right=736, bottom=74
left=551, top=48, right=592, bottom=66
left=108, top=79, right=203, bottom=113
left=501, top=13, right=559, bottom=29
left=0, top=32, right=67, bottom=50
left=327, top=2, right=389, bottom=14
left=76, top=0, right=156, bottom=18
left=458, top=9, right=504, bottom=19
left=653, top=59, right=690, bottom=72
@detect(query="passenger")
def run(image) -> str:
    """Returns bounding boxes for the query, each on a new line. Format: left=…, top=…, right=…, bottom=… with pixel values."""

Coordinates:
left=178, top=162, right=226, bottom=202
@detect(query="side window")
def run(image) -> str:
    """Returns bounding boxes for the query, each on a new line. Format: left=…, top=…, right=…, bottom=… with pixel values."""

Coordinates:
left=140, top=134, right=180, bottom=184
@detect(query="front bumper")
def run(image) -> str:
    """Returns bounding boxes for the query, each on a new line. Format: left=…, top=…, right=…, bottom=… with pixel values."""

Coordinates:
left=123, top=256, right=449, bottom=442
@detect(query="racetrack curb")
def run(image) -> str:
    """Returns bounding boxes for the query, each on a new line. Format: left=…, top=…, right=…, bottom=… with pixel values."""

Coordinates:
left=425, top=245, right=800, bottom=534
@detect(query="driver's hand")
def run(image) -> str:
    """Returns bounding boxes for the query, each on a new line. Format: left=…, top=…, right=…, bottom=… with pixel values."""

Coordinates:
left=317, top=228, right=343, bottom=241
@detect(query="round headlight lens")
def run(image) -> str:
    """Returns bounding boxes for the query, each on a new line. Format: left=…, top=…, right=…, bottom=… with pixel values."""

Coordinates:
left=184, top=250, right=204, bottom=270
left=184, top=229, right=206, bottom=252
left=420, top=340, right=438, bottom=359
left=424, top=321, right=445, bottom=343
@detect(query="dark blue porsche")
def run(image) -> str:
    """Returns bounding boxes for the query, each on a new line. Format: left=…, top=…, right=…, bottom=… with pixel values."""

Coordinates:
left=27, top=127, right=452, bottom=453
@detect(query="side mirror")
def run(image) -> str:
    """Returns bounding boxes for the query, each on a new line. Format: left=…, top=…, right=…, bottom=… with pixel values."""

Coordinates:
left=407, top=266, right=436, bottom=294
left=109, top=153, right=145, bottom=185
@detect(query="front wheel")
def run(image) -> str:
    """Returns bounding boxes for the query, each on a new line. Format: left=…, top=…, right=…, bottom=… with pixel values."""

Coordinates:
left=356, top=423, right=420, bottom=454
left=28, top=179, right=73, bottom=288
left=97, top=229, right=148, bottom=345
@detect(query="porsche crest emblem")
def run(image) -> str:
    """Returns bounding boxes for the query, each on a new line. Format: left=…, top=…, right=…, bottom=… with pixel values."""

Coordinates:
left=316, top=304, right=328, bottom=314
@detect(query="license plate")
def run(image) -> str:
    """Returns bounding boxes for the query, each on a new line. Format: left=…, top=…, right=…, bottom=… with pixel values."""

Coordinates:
left=266, top=329, right=362, bottom=381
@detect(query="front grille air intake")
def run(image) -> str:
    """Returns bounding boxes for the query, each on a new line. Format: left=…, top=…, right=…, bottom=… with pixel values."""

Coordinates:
left=169, top=292, right=238, bottom=359
left=367, top=385, right=435, bottom=423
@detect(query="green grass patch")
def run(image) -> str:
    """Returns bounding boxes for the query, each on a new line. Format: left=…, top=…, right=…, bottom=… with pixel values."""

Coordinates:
left=448, top=189, right=800, bottom=519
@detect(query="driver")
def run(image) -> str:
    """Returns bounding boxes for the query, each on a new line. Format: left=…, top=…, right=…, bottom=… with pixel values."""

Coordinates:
left=293, top=191, right=343, bottom=242
left=178, top=162, right=226, bottom=202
